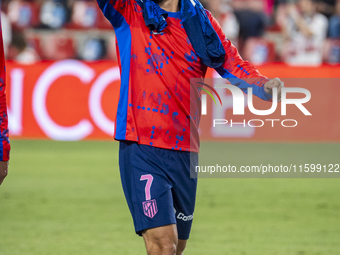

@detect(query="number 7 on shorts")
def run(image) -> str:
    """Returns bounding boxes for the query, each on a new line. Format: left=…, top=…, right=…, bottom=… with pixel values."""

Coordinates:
left=140, top=174, right=158, bottom=218
left=140, top=174, right=154, bottom=201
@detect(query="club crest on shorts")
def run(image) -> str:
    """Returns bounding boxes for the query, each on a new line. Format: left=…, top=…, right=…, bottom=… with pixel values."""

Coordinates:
left=142, top=199, right=158, bottom=218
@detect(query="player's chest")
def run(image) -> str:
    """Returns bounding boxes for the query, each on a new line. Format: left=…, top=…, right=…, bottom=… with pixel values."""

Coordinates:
left=129, top=17, right=202, bottom=68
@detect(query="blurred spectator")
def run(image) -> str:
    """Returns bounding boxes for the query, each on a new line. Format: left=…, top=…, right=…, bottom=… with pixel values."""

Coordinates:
left=79, top=37, right=107, bottom=61
left=233, top=0, right=268, bottom=44
left=71, top=0, right=100, bottom=28
left=39, top=0, right=69, bottom=29
left=1, top=11, right=12, bottom=56
left=276, top=0, right=290, bottom=29
left=328, top=1, right=340, bottom=38
left=233, top=0, right=272, bottom=14
left=243, top=37, right=276, bottom=64
left=282, top=0, right=328, bottom=65
left=7, top=0, right=40, bottom=29
left=315, top=0, right=336, bottom=19
left=8, top=31, right=40, bottom=64
left=323, top=38, right=340, bottom=63
left=202, top=0, right=240, bottom=46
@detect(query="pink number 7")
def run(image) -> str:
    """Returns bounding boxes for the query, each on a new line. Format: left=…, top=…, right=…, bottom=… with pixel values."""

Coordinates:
left=140, top=174, right=154, bottom=201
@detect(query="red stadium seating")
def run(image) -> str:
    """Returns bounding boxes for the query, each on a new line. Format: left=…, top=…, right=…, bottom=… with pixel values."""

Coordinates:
left=42, top=35, right=77, bottom=60
left=26, top=35, right=44, bottom=59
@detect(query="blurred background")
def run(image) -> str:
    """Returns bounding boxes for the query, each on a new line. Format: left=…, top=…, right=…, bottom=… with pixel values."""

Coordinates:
left=1, top=0, right=340, bottom=65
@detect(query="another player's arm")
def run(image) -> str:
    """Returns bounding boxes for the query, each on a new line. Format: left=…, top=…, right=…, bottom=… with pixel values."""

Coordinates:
left=207, top=12, right=283, bottom=102
left=0, top=93, right=9, bottom=186
left=0, top=68, right=10, bottom=186
left=0, top=14, right=11, bottom=186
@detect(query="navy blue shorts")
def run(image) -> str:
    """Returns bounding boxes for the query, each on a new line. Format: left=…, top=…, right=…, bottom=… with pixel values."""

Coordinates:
left=119, top=141, right=198, bottom=240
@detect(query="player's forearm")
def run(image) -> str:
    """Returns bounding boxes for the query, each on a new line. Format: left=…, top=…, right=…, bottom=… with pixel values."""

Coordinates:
left=207, top=13, right=270, bottom=100
left=219, top=40, right=271, bottom=101
left=224, top=39, right=267, bottom=80
left=231, top=64, right=271, bottom=101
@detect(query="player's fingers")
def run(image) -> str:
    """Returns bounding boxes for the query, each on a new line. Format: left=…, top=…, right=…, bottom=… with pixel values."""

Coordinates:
left=269, top=79, right=276, bottom=88
left=270, top=78, right=283, bottom=102
left=275, top=78, right=284, bottom=102
left=272, top=78, right=282, bottom=88
left=277, top=85, right=282, bottom=103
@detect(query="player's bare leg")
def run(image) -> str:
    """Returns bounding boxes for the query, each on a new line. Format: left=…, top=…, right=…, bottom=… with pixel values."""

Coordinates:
left=143, top=224, right=178, bottom=255
left=176, top=239, right=187, bottom=255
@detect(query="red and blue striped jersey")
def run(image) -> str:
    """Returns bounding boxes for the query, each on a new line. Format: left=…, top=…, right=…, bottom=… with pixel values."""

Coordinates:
left=96, top=0, right=271, bottom=152
left=0, top=13, right=10, bottom=161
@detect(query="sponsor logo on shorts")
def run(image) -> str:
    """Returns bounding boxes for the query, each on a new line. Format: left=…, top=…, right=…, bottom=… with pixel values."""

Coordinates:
left=176, top=212, right=194, bottom=222
left=143, top=199, right=158, bottom=218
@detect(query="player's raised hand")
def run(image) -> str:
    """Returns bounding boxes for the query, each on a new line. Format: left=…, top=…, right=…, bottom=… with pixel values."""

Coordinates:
left=0, top=161, right=9, bottom=186
left=264, top=78, right=284, bottom=102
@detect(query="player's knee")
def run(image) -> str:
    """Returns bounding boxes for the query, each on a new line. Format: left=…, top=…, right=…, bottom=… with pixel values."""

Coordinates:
left=159, top=240, right=177, bottom=255
left=147, top=236, right=177, bottom=255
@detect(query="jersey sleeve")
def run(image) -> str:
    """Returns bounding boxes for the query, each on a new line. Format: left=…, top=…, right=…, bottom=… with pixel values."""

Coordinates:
left=0, top=20, right=10, bottom=161
left=207, top=11, right=272, bottom=101
left=96, top=0, right=136, bottom=28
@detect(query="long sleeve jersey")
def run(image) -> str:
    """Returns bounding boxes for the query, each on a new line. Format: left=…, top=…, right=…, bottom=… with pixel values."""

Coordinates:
left=0, top=13, right=10, bottom=161
left=96, top=0, right=271, bottom=153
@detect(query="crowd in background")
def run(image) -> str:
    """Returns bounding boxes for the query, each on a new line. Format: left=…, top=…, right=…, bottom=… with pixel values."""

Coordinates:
left=1, top=0, right=340, bottom=65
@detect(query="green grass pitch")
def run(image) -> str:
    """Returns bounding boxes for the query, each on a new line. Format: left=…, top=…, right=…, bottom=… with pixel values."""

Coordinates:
left=0, top=140, right=339, bottom=255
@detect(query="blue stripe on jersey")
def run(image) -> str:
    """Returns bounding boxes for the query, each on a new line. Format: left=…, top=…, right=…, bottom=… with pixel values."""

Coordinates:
left=102, top=3, right=132, bottom=140
left=0, top=139, right=3, bottom=161
left=215, top=66, right=272, bottom=101
left=0, top=129, right=8, bottom=161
